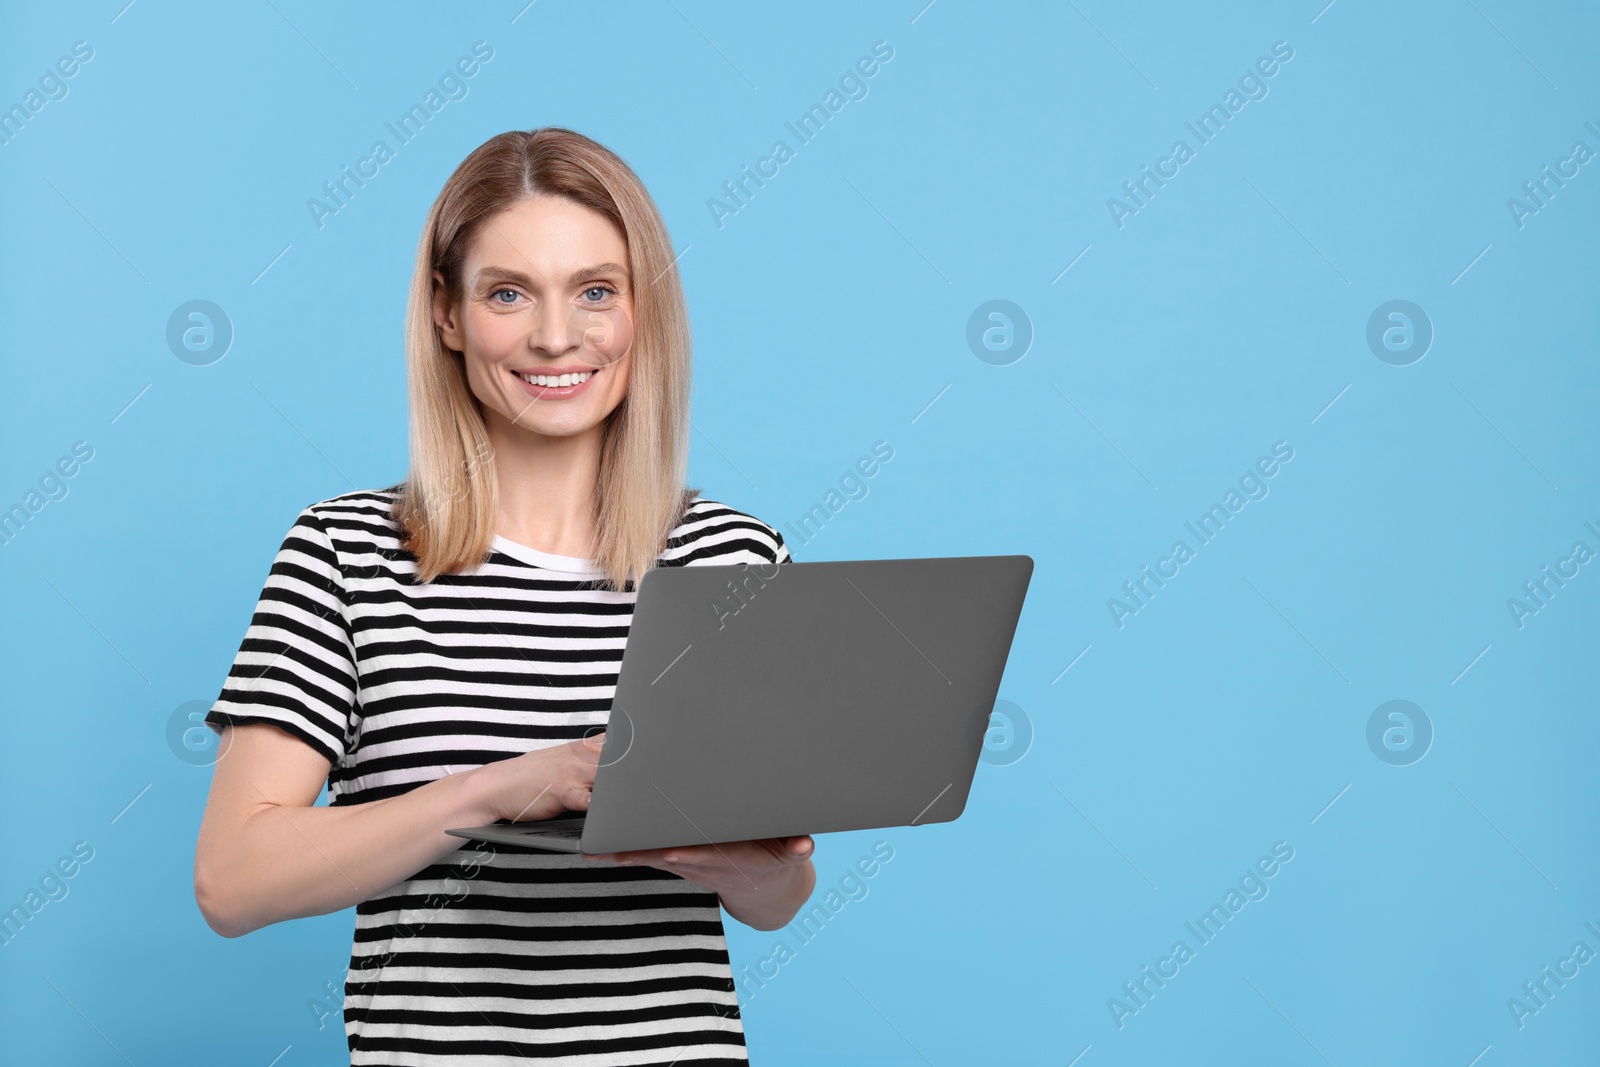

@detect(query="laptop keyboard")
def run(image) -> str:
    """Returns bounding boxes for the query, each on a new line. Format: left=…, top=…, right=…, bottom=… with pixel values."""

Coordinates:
left=496, top=819, right=585, bottom=838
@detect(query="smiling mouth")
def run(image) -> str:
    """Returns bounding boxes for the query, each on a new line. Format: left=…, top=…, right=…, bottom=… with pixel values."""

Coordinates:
left=514, top=368, right=596, bottom=388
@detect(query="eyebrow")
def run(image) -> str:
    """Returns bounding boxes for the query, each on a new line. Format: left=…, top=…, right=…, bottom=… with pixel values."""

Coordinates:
left=473, top=262, right=630, bottom=287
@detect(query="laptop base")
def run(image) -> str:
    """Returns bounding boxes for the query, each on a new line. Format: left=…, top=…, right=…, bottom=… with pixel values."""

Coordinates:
left=446, top=814, right=589, bottom=853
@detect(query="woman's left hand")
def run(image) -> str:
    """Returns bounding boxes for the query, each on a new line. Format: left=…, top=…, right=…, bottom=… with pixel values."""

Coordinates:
left=582, top=835, right=816, bottom=929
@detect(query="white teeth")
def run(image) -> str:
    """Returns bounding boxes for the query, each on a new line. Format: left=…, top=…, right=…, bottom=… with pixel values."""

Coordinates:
left=517, top=370, right=593, bottom=387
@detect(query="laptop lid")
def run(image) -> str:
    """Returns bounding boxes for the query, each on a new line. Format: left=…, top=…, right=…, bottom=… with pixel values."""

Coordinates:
left=577, top=554, right=1033, bottom=854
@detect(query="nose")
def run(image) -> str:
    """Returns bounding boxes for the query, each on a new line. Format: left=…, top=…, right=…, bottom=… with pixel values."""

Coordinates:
left=528, top=303, right=579, bottom=358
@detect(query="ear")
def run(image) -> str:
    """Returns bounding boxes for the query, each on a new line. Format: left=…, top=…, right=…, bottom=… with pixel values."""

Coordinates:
left=431, top=269, right=465, bottom=350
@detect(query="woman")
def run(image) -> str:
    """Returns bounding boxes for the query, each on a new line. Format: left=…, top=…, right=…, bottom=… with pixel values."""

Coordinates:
left=195, top=127, right=816, bottom=1065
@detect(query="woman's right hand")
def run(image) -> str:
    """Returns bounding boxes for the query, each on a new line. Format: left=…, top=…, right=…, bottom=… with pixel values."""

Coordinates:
left=472, top=732, right=606, bottom=823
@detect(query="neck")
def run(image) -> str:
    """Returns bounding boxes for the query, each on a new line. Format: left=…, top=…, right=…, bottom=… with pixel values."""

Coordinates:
left=487, top=411, right=606, bottom=559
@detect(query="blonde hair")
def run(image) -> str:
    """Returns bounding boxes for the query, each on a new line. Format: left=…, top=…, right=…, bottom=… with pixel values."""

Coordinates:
left=392, top=127, right=696, bottom=590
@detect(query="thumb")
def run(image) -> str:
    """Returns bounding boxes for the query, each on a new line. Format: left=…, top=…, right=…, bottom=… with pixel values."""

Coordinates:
left=582, top=731, right=606, bottom=750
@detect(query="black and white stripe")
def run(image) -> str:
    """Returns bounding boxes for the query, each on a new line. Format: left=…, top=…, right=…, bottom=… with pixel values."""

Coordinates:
left=207, top=485, right=791, bottom=1065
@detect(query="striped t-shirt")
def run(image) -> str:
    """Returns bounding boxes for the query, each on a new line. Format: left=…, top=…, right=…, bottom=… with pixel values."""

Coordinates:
left=205, top=485, right=791, bottom=1065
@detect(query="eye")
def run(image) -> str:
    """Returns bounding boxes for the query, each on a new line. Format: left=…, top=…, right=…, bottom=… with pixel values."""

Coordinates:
left=580, top=284, right=617, bottom=303
left=489, top=287, right=521, bottom=305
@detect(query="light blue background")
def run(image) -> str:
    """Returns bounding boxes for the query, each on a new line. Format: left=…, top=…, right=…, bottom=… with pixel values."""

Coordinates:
left=2, top=1, right=1597, bottom=1064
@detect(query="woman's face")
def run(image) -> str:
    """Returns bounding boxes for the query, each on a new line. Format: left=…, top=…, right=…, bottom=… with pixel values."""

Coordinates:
left=433, top=194, right=636, bottom=441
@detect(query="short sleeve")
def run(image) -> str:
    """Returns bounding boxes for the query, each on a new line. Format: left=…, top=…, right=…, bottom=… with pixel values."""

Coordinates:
left=771, top=524, right=793, bottom=564
left=205, top=506, right=359, bottom=766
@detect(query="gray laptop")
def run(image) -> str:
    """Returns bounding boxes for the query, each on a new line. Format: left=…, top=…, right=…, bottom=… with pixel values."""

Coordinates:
left=445, top=554, right=1033, bottom=854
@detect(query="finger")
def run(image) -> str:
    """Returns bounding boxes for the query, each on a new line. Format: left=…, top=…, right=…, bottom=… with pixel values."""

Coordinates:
left=658, top=845, right=721, bottom=866
left=584, top=849, right=664, bottom=866
left=754, top=836, right=810, bottom=864
left=561, top=783, right=592, bottom=812
left=628, top=849, right=674, bottom=865
left=758, top=836, right=812, bottom=864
